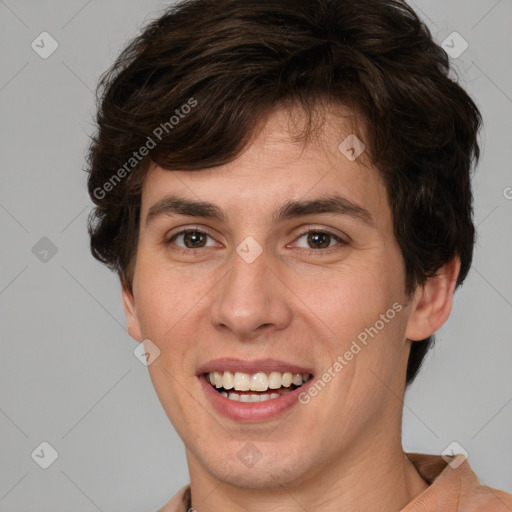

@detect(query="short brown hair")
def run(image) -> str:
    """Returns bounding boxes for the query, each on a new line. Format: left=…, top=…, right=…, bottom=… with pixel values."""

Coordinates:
left=86, top=0, right=482, bottom=385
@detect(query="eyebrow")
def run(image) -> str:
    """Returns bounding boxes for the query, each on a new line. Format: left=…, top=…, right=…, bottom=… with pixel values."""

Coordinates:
left=144, top=193, right=374, bottom=228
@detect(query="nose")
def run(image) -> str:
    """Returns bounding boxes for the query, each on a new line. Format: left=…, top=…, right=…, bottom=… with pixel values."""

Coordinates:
left=209, top=246, right=293, bottom=341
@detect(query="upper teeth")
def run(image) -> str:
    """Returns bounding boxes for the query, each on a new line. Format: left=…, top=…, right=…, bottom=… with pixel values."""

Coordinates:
left=207, top=371, right=310, bottom=392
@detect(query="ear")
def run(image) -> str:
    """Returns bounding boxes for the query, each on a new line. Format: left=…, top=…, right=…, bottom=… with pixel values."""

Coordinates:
left=122, top=283, right=143, bottom=342
left=405, top=256, right=461, bottom=341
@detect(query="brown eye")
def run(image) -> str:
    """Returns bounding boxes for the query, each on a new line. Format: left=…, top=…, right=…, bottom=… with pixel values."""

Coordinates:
left=295, top=230, right=345, bottom=251
left=168, top=230, right=216, bottom=250
left=182, top=231, right=207, bottom=248
left=306, top=232, right=332, bottom=249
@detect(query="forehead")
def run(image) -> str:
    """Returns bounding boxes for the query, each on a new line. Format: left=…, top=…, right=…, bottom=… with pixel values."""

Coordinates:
left=140, top=105, right=388, bottom=224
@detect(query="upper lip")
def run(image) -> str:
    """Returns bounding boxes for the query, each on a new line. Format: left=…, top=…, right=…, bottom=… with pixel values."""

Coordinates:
left=196, top=358, right=314, bottom=376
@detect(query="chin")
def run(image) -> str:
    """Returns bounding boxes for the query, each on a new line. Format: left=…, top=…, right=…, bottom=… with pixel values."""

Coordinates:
left=212, top=461, right=307, bottom=491
left=199, top=443, right=315, bottom=490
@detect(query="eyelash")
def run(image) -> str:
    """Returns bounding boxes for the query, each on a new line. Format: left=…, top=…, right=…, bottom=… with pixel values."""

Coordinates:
left=164, top=226, right=348, bottom=257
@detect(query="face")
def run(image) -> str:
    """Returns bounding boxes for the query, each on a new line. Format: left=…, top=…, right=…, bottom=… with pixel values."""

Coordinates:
left=123, top=106, right=422, bottom=489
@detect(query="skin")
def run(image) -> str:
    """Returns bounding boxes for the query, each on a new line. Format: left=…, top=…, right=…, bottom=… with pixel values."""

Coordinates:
left=122, top=105, right=460, bottom=512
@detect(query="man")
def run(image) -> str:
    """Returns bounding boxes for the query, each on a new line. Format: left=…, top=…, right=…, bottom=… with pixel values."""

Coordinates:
left=86, top=0, right=512, bottom=510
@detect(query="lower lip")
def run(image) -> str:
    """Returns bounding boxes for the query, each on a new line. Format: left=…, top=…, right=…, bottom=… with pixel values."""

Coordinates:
left=199, top=374, right=312, bottom=422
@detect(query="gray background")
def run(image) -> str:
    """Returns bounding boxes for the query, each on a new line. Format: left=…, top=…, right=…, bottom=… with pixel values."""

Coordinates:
left=0, top=0, right=511, bottom=510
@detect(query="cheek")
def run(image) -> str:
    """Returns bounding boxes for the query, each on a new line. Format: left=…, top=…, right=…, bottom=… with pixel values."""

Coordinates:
left=304, top=259, right=399, bottom=326
left=133, top=259, right=197, bottom=342
left=297, top=254, right=407, bottom=378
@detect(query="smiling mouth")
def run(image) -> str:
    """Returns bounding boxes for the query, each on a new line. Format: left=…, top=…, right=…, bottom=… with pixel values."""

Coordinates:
left=205, top=370, right=312, bottom=402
